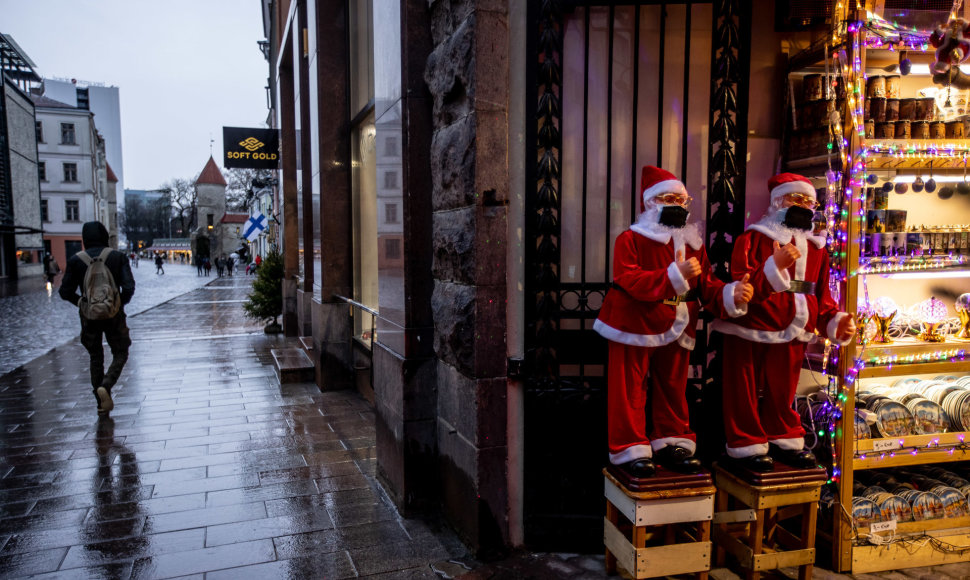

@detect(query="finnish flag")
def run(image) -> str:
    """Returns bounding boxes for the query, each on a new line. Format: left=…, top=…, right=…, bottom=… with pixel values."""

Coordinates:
left=243, top=212, right=268, bottom=242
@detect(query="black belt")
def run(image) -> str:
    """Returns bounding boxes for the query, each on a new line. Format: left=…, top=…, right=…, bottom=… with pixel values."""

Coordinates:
left=786, top=280, right=816, bottom=294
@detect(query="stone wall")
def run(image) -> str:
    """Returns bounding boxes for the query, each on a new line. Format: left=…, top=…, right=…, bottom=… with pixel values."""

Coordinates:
left=6, top=82, right=43, bottom=262
left=425, top=0, right=510, bottom=554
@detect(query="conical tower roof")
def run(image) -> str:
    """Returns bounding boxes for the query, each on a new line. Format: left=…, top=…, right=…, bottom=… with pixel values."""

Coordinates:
left=195, top=156, right=227, bottom=186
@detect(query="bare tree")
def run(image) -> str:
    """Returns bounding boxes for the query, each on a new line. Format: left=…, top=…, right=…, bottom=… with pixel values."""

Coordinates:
left=223, top=168, right=274, bottom=212
left=162, top=177, right=197, bottom=237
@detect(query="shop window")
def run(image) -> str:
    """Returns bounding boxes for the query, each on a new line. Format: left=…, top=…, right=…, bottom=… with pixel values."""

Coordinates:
left=63, top=163, right=77, bottom=182
left=60, top=123, right=76, bottom=145
left=352, top=115, right=378, bottom=346
left=65, top=199, right=79, bottom=222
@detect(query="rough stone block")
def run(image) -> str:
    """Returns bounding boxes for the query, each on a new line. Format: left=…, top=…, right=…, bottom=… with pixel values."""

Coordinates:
left=430, top=114, right=476, bottom=211
left=432, top=281, right=475, bottom=375
left=432, top=206, right=476, bottom=283
left=425, top=15, right=475, bottom=126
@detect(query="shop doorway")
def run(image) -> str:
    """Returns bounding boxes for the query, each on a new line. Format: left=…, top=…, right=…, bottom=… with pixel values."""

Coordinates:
left=523, top=0, right=721, bottom=549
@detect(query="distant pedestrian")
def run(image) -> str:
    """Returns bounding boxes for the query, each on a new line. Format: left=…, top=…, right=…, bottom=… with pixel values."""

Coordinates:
left=154, top=254, right=164, bottom=275
left=59, top=221, right=135, bottom=416
left=203, top=256, right=211, bottom=276
left=216, top=256, right=225, bottom=277
left=227, top=257, right=235, bottom=277
left=255, top=254, right=262, bottom=268
left=196, top=256, right=204, bottom=276
left=43, top=252, right=61, bottom=285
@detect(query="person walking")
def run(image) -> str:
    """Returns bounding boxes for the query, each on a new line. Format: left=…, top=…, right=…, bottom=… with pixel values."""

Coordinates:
left=196, top=255, right=204, bottom=276
left=154, top=254, right=164, bottom=275
left=43, top=252, right=61, bottom=285
left=203, top=256, right=211, bottom=276
left=226, top=256, right=235, bottom=277
left=59, top=221, right=135, bottom=416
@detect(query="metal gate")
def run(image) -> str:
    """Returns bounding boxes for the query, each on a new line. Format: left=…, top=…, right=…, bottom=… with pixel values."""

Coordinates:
left=523, top=0, right=749, bottom=549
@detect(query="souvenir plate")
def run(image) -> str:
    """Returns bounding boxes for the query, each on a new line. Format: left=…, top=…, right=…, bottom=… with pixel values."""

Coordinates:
left=906, top=398, right=947, bottom=434
left=879, top=495, right=914, bottom=523
left=871, top=399, right=915, bottom=437
left=911, top=491, right=945, bottom=521
left=933, top=486, right=969, bottom=518
left=852, top=497, right=878, bottom=529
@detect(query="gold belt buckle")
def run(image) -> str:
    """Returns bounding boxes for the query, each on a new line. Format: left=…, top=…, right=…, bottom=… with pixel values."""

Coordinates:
left=787, top=280, right=816, bottom=294
left=662, top=294, right=686, bottom=306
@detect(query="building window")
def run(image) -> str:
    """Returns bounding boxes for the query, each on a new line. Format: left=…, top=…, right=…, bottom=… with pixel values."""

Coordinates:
left=385, top=202, right=399, bottom=224
left=385, top=238, right=401, bottom=260
left=40, top=199, right=48, bottom=222
left=384, top=171, right=397, bottom=190
left=207, top=214, right=214, bottom=229
left=63, top=163, right=78, bottom=182
left=38, top=161, right=46, bottom=181
left=36, top=121, right=44, bottom=143
left=65, top=199, right=80, bottom=222
left=384, top=136, right=398, bottom=156
left=60, top=123, right=76, bottom=145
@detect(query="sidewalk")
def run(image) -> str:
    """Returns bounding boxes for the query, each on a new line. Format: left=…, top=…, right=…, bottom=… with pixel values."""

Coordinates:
left=3, top=277, right=970, bottom=578
left=0, top=276, right=469, bottom=578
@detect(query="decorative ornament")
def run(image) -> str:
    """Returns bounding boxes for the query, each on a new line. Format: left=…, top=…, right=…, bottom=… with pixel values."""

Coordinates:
left=959, top=182, right=970, bottom=195
left=894, top=181, right=909, bottom=194
left=918, top=296, right=949, bottom=342
left=926, top=178, right=938, bottom=193
left=882, top=181, right=894, bottom=193
left=930, top=17, right=970, bottom=89
left=900, top=57, right=912, bottom=76
left=957, top=293, right=970, bottom=340
left=873, top=296, right=898, bottom=344
left=867, top=173, right=879, bottom=185
left=939, top=185, right=955, bottom=199
left=913, top=176, right=925, bottom=192
left=857, top=299, right=874, bottom=346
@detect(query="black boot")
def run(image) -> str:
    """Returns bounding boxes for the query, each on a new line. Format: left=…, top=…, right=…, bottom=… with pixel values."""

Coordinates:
left=654, top=445, right=703, bottom=474
left=769, top=445, right=818, bottom=469
left=618, top=458, right=655, bottom=478
left=725, top=454, right=774, bottom=472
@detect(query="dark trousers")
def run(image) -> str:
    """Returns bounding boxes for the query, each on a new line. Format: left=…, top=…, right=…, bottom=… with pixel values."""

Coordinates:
left=80, top=313, right=132, bottom=390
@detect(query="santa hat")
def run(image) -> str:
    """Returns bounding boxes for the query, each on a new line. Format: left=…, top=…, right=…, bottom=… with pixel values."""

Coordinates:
left=768, top=173, right=816, bottom=204
left=640, top=166, right=687, bottom=212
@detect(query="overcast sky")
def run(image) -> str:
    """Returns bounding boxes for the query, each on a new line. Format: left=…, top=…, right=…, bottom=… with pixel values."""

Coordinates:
left=2, top=0, right=268, bottom=190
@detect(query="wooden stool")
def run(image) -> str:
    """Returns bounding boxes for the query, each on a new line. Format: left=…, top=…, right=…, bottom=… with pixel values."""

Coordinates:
left=603, top=466, right=715, bottom=579
left=712, top=464, right=827, bottom=580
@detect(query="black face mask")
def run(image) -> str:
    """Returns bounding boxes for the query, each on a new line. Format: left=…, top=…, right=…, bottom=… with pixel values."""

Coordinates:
left=782, top=205, right=814, bottom=231
left=658, top=205, right=689, bottom=228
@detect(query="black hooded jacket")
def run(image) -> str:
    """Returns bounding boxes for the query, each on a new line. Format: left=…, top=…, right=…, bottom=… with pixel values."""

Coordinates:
left=59, top=221, right=135, bottom=308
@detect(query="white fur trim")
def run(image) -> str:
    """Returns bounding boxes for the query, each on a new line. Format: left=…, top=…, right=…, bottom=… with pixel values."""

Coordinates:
left=747, top=221, right=826, bottom=249
left=723, top=281, right=748, bottom=318
left=769, top=180, right=816, bottom=202
left=642, top=179, right=686, bottom=204
left=667, top=262, right=691, bottom=296
left=629, top=221, right=703, bottom=251
left=593, top=302, right=690, bottom=347
left=763, top=255, right=792, bottom=293
left=769, top=437, right=805, bottom=451
left=725, top=442, right=770, bottom=459
left=652, top=438, right=697, bottom=455
left=610, top=444, right=653, bottom=465
left=711, top=293, right=812, bottom=344
left=794, top=235, right=808, bottom=281
left=826, top=312, right=853, bottom=346
left=677, top=333, right=696, bottom=351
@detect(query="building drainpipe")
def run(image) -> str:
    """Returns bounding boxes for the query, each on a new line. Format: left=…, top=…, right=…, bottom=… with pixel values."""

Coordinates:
left=507, top=0, right=527, bottom=548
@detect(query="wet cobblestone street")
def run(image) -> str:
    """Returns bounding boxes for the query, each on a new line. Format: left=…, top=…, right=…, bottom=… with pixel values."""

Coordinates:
left=0, top=264, right=233, bottom=376
left=0, top=275, right=468, bottom=578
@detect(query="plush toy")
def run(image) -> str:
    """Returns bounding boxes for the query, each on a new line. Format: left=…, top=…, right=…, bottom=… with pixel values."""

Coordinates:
left=930, top=19, right=970, bottom=90
left=930, top=18, right=970, bottom=74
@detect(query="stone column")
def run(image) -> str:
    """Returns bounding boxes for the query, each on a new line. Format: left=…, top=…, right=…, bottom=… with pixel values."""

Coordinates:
left=426, top=0, right=510, bottom=553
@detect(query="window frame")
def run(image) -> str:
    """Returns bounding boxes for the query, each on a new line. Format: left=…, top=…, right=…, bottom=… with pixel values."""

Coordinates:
left=65, top=199, right=80, bottom=222
left=38, top=161, right=46, bottom=182
left=40, top=198, right=49, bottom=222
left=63, top=162, right=78, bottom=183
left=36, top=121, right=44, bottom=143
left=60, top=123, right=76, bottom=145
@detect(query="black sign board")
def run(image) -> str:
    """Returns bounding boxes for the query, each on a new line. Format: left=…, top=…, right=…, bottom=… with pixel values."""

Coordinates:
left=223, top=127, right=280, bottom=169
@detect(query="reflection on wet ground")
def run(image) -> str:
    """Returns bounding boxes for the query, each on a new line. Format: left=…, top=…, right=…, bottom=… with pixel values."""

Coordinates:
left=0, top=276, right=467, bottom=578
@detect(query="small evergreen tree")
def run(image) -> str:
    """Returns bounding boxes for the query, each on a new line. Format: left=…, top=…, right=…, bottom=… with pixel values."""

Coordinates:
left=244, top=249, right=284, bottom=333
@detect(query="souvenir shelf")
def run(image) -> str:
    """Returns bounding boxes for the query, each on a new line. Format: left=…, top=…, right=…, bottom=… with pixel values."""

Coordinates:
left=785, top=7, right=970, bottom=575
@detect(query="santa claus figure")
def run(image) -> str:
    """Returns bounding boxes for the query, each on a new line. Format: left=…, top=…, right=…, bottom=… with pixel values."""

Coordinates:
left=594, top=166, right=754, bottom=478
left=930, top=17, right=970, bottom=75
left=711, top=173, right=855, bottom=472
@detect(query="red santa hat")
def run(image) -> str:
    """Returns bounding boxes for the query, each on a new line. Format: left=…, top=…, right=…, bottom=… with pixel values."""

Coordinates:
left=640, top=166, right=687, bottom=212
left=768, top=172, right=816, bottom=204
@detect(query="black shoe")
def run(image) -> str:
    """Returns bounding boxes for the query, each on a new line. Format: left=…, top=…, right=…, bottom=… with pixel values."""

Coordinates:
left=726, top=454, right=774, bottom=472
left=654, top=445, right=703, bottom=474
left=618, top=458, right=656, bottom=478
left=95, top=386, right=113, bottom=416
left=769, top=445, right=818, bottom=469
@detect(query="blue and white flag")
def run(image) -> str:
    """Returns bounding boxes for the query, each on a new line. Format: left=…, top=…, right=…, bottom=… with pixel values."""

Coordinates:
left=243, top=212, right=268, bottom=242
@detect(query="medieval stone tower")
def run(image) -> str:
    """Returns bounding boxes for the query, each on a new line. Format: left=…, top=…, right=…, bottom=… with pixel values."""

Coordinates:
left=194, top=156, right=227, bottom=258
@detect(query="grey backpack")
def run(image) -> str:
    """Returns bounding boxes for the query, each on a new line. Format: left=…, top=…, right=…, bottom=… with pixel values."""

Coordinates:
left=77, top=248, right=121, bottom=320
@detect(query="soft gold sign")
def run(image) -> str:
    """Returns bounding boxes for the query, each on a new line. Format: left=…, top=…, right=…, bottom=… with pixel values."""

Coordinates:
left=223, top=127, right=279, bottom=169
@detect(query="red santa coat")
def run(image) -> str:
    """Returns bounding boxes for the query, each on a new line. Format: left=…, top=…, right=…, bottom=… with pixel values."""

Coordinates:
left=594, top=223, right=746, bottom=464
left=711, top=221, right=850, bottom=457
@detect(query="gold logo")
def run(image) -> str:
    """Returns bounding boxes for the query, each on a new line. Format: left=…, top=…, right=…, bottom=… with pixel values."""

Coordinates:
left=239, top=137, right=264, bottom=151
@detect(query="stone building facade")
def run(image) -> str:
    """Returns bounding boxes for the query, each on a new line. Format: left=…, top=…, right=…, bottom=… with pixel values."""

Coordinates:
left=3, top=77, right=42, bottom=278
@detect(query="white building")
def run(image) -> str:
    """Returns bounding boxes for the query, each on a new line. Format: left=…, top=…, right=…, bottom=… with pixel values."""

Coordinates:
left=41, top=78, right=124, bottom=242
left=33, top=94, right=105, bottom=268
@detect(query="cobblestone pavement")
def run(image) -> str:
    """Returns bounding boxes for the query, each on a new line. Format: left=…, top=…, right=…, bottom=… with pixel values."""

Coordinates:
left=0, top=263, right=235, bottom=376
left=4, top=276, right=970, bottom=578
